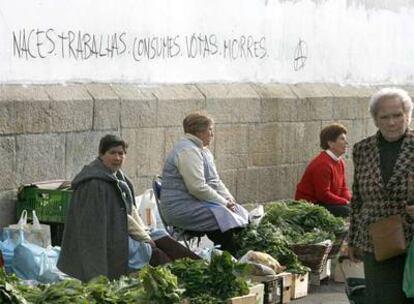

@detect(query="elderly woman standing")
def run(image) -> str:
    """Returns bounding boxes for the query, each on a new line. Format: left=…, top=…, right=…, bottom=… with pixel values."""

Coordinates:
left=160, top=112, right=249, bottom=255
left=349, top=88, right=414, bottom=304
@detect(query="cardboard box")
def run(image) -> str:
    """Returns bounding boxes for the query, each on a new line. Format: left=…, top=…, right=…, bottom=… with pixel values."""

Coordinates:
left=291, top=272, right=309, bottom=299
left=249, top=283, right=265, bottom=304
left=228, top=294, right=257, bottom=304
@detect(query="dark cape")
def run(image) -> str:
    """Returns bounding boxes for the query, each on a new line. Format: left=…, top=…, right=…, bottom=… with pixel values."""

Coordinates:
left=57, top=158, right=135, bottom=282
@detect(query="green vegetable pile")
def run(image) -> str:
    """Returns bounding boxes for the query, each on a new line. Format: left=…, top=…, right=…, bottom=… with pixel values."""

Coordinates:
left=1, top=252, right=251, bottom=304
left=140, top=266, right=181, bottom=304
left=234, top=221, right=309, bottom=274
left=188, top=294, right=221, bottom=304
left=232, top=200, right=346, bottom=274
left=262, top=200, right=346, bottom=244
left=169, top=251, right=250, bottom=303
left=1, top=269, right=28, bottom=304
left=0, top=265, right=179, bottom=304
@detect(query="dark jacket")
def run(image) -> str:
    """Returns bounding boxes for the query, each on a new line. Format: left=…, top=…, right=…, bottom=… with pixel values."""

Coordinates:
left=57, top=158, right=135, bottom=282
left=349, top=130, right=414, bottom=252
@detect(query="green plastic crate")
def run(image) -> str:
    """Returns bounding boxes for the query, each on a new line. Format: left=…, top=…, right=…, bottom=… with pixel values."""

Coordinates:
left=16, top=187, right=72, bottom=223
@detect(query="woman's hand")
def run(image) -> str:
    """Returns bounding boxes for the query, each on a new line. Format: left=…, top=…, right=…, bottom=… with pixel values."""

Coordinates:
left=226, top=198, right=237, bottom=212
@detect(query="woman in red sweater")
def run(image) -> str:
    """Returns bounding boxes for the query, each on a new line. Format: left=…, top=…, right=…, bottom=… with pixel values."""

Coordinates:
left=295, top=123, right=351, bottom=217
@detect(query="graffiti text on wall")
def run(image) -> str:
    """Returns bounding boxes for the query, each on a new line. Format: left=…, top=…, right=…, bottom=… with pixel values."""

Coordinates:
left=12, top=29, right=268, bottom=62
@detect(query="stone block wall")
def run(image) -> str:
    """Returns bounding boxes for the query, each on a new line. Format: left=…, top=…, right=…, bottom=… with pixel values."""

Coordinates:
left=0, top=83, right=412, bottom=227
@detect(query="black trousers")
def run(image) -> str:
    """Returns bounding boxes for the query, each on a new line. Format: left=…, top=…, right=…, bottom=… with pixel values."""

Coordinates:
left=149, top=236, right=200, bottom=266
left=206, top=227, right=243, bottom=256
left=321, top=204, right=351, bottom=218
left=363, top=252, right=413, bottom=304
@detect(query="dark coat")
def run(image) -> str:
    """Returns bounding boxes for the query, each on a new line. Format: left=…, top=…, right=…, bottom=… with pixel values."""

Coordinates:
left=349, top=130, right=414, bottom=252
left=57, top=158, right=135, bottom=282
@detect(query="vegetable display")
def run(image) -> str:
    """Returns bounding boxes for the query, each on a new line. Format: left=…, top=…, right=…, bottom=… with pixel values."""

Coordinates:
left=1, top=253, right=250, bottom=304
left=233, top=200, right=346, bottom=274
left=1, top=269, right=28, bottom=304
left=0, top=268, right=150, bottom=304
left=234, top=222, right=309, bottom=274
left=0, top=200, right=345, bottom=303
left=207, top=251, right=250, bottom=300
left=168, top=258, right=209, bottom=299
left=140, top=265, right=181, bottom=304
left=262, top=200, right=346, bottom=244
left=169, top=251, right=250, bottom=303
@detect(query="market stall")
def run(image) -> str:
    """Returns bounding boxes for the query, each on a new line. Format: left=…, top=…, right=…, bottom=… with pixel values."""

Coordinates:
left=1, top=191, right=348, bottom=304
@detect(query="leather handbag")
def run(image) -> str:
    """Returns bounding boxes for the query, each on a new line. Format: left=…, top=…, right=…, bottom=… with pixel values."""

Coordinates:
left=369, top=214, right=407, bottom=261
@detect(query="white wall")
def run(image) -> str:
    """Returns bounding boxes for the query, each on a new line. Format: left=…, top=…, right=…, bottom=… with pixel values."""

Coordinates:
left=1, top=0, right=414, bottom=84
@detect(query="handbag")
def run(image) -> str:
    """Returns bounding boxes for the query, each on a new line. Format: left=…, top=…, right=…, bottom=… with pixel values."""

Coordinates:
left=368, top=214, right=406, bottom=261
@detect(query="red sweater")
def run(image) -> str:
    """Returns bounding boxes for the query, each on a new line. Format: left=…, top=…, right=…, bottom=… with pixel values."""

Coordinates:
left=295, top=151, right=351, bottom=205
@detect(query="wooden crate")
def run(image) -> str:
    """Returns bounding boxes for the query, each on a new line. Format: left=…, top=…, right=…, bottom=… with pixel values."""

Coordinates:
left=291, top=272, right=309, bottom=299
left=185, top=294, right=258, bottom=304
left=276, top=272, right=292, bottom=303
left=228, top=294, right=257, bottom=304
left=249, top=283, right=265, bottom=304
left=249, top=275, right=283, bottom=304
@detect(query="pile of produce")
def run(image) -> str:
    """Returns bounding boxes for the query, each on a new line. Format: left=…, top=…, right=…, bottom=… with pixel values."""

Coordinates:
left=234, top=221, right=309, bottom=274
left=0, top=265, right=178, bottom=304
left=232, top=200, right=347, bottom=274
left=262, top=200, right=346, bottom=245
left=1, top=252, right=251, bottom=304
left=169, top=251, right=250, bottom=303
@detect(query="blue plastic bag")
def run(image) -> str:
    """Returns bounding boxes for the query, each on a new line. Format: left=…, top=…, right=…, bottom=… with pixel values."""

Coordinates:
left=0, top=229, right=22, bottom=273
left=11, top=231, right=61, bottom=283
left=403, top=240, right=414, bottom=298
left=128, top=237, right=152, bottom=270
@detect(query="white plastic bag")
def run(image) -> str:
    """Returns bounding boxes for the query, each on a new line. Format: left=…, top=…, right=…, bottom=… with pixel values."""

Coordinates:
left=249, top=205, right=264, bottom=226
left=239, top=250, right=286, bottom=274
left=136, top=189, right=158, bottom=229
left=3, top=210, right=51, bottom=248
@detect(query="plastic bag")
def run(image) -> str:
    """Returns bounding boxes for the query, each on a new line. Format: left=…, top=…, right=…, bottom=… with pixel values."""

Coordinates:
left=249, top=205, right=264, bottom=226
left=12, top=230, right=62, bottom=283
left=128, top=237, right=152, bottom=270
left=197, top=247, right=225, bottom=263
left=403, top=239, right=414, bottom=298
left=3, top=210, right=51, bottom=248
left=0, top=229, right=20, bottom=273
left=239, top=250, right=286, bottom=274
left=136, top=189, right=159, bottom=229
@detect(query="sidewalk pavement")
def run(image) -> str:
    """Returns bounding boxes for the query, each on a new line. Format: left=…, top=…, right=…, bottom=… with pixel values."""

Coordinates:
left=292, top=280, right=349, bottom=304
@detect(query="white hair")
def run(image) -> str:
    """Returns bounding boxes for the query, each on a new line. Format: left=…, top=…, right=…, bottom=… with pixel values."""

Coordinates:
left=369, top=87, right=413, bottom=123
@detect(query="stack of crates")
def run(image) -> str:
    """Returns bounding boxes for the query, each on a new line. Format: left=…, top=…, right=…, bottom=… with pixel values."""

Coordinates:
left=16, top=183, right=72, bottom=246
left=250, top=275, right=284, bottom=304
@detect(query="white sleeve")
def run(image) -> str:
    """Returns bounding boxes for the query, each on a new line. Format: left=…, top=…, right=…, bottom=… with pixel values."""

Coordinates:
left=177, top=148, right=228, bottom=205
